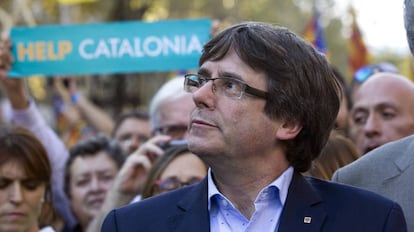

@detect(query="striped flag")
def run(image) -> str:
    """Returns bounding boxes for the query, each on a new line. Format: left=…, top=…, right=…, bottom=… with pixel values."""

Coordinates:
left=303, top=7, right=328, bottom=54
left=348, top=6, right=371, bottom=79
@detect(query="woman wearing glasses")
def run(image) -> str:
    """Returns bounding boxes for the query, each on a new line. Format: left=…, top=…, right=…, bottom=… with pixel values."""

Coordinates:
left=141, top=144, right=208, bottom=199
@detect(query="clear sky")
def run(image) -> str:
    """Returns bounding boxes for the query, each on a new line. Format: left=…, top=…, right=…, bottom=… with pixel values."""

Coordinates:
left=335, top=0, right=409, bottom=54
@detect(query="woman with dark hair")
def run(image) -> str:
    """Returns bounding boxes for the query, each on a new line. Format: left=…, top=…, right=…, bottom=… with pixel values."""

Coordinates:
left=64, top=134, right=125, bottom=232
left=0, top=126, right=55, bottom=232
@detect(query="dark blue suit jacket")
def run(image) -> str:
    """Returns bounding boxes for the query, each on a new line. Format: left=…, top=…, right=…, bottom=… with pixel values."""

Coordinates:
left=101, top=172, right=407, bottom=232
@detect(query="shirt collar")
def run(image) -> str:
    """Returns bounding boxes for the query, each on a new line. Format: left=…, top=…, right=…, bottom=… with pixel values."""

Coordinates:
left=207, top=166, right=294, bottom=210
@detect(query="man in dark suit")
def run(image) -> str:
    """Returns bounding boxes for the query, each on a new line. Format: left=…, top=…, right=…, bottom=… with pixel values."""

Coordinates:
left=101, top=22, right=406, bottom=231
left=332, top=1, right=414, bottom=231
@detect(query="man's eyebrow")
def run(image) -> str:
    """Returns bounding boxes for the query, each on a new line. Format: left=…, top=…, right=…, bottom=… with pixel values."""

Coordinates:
left=218, top=71, right=243, bottom=80
left=198, top=68, right=210, bottom=76
left=375, top=102, right=399, bottom=111
left=352, top=102, right=399, bottom=114
left=351, top=106, right=368, bottom=115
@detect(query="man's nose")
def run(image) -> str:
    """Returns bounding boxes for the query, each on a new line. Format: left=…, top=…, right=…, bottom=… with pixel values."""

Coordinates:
left=363, top=114, right=381, bottom=137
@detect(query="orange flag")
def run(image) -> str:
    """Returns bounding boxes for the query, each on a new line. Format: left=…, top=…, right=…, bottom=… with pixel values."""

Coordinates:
left=348, top=6, right=371, bottom=80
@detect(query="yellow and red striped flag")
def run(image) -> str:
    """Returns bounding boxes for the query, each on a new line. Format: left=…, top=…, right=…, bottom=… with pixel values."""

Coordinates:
left=348, top=6, right=371, bottom=80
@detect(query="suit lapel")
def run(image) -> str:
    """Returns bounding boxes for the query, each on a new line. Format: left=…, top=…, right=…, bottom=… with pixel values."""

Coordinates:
left=278, top=172, right=327, bottom=232
left=167, top=178, right=210, bottom=232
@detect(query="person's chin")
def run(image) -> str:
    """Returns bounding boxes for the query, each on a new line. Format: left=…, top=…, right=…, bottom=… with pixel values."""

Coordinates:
left=0, top=224, right=26, bottom=232
left=187, top=135, right=205, bottom=149
left=87, top=199, right=104, bottom=211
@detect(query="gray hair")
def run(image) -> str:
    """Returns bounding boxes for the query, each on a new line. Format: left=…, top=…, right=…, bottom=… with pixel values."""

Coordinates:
left=405, top=0, right=414, bottom=54
left=149, top=76, right=190, bottom=131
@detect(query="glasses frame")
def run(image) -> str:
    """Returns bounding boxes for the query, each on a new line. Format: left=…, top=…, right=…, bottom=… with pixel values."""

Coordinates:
left=153, top=124, right=188, bottom=139
left=184, top=74, right=268, bottom=99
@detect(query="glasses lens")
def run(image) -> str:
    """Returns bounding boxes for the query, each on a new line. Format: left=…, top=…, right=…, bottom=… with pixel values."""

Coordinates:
left=184, top=74, right=200, bottom=93
left=155, top=125, right=188, bottom=139
left=154, top=177, right=203, bottom=194
left=184, top=74, right=261, bottom=99
left=154, top=178, right=180, bottom=193
left=216, top=78, right=243, bottom=98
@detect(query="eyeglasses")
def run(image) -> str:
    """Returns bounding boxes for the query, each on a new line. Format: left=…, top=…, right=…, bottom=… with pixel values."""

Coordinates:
left=184, top=74, right=268, bottom=99
left=153, top=176, right=203, bottom=194
left=154, top=124, right=188, bottom=139
left=353, top=62, right=398, bottom=84
left=118, top=134, right=149, bottom=147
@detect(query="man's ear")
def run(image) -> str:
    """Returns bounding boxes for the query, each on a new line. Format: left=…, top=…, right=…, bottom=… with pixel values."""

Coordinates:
left=276, top=121, right=302, bottom=140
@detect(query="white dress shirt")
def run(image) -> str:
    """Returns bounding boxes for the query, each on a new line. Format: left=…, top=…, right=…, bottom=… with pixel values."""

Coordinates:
left=208, top=166, right=293, bottom=232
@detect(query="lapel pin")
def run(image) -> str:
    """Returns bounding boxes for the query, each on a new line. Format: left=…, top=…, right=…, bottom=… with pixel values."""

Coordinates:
left=304, top=216, right=312, bottom=224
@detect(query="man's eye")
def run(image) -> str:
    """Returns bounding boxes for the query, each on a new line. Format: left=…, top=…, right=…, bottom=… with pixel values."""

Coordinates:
left=75, top=178, right=90, bottom=187
left=221, top=79, right=241, bottom=92
left=118, top=134, right=132, bottom=142
left=353, top=113, right=367, bottom=125
left=223, top=80, right=237, bottom=89
left=381, top=111, right=396, bottom=119
left=187, top=78, right=200, bottom=87
left=99, top=173, right=115, bottom=183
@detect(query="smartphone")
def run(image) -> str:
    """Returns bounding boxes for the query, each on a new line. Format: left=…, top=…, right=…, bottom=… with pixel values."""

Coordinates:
left=161, top=140, right=187, bottom=149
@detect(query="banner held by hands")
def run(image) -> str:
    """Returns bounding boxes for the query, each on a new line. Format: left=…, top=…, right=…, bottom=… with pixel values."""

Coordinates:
left=9, top=18, right=211, bottom=77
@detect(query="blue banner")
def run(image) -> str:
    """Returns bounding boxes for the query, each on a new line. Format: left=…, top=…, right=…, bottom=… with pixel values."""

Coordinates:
left=9, top=18, right=211, bottom=77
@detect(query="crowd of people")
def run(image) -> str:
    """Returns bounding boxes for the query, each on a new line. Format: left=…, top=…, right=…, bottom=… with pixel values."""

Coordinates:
left=0, top=1, right=414, bottom=232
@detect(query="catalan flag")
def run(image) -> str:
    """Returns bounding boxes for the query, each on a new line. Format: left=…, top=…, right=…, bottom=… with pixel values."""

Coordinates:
left=348, top=6, right=371, bottom=79
left=303, top=7, right=328, bottom=54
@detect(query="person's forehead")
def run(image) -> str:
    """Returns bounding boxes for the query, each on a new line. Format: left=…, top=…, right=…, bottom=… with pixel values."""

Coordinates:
left=202, top=49, right=254, bottom=72
left=70, top=152, right=118, bottom=172
left=355, top=76, right=414, bottom=103
left=0, top=162, right=27, bottom=179
left=115, top=118, right=150, bottom=135
left=353, top=90, right=410, bottom=112
left=359, top=73, right=412, bottom=90
left=200, top=49, right=267, bottom=85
